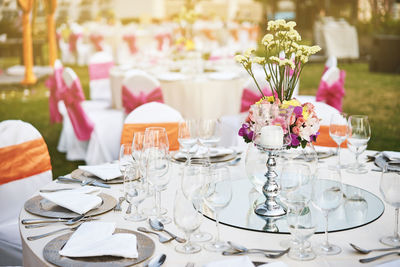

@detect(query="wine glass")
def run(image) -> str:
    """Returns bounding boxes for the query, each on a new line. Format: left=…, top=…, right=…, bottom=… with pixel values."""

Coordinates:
left=124, top=164, right=147, bottom=222
left=203, top=167, right=232, bottom=252
left=311, top=166, right=344, bottom=255
left=329, top=113, right=348, bottom=169
left=178, top=120, right=199, bottom=163
left=145, top=127, right=171, bottom=224
left=119, top=143, right=134, bottom=177
left=181, top=159, right=213, bottom=242
left=287, top=206, right=316, bottom=261
left=279, top=162, right=311, bottom=249
left=173, top=188, right=203, bottom=254
left=198, top=119, right=221, bottom=160
left=379, top=163, right=400, bottom=246
left=132, top=131, right=144, bottom=162
left=346, top=115, right=371, bottom=174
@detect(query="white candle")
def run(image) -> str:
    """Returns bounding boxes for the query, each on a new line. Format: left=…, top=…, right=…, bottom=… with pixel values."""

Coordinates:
left=260, top=125, right=284, bottom=149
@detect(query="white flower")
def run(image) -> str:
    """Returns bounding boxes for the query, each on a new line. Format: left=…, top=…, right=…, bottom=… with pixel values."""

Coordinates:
left=300, top=55, right=308, bottom=64
left=234, top=55, right=247, bottom=63
left=269, top=56, right=280, bottom=64
left=251, top=56, right=266, bottom=65
left=287, top=21, right=296, bottom=29
left=262, top=34, right=273, bottom=45
left=244, top=48, right=255, bottom=58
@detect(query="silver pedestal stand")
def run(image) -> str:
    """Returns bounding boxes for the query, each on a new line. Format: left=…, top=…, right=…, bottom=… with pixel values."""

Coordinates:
left=254, top=144, right=286, bottom=217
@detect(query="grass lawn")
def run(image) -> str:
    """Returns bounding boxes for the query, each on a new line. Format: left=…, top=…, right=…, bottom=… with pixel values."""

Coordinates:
left=0, top=62, right=399, bottom=179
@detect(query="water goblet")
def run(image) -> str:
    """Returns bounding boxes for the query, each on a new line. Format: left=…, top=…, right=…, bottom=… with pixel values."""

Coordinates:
left=124, top=164, right=147, bottom=222
left=181, top=159, right=213, bottom=242
left=119, top=143, right=134, bottom=176
left=132, top=131, right=144, bottom=162
left=311, top=166, right=344, bottom=255
left=203, top=167, right=232, bottom=252
left=174, top=187, right=203, bottom=254
left=346, top=115, right=371, bottom=174
left=178, top=120, right=199, bottom=163
left=379, top=163, right=400, bottom=246
left=329, top=113, right=348, bottom=169
left=287, top=206, right=316, bottom=261
left=198, top=119, right=221, bottom=160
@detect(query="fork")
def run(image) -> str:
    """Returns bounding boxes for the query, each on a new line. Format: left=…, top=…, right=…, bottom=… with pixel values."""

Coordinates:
left=27, top=223, right=82, bottom=241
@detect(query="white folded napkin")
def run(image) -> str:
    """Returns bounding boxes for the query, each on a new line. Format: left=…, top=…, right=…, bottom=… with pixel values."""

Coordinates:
left=59, top=222, right=138, bottom=258
left=40, top=187, right=102, bottom=215
left=383, top=151, right=400, bottom=162
left=79, top=163, right=122, bottom=181
left=203, top=257, right=288, bottom=267
left=174, top=147, right=234, bottom=159
left=208, top=72, right=238, bottom=80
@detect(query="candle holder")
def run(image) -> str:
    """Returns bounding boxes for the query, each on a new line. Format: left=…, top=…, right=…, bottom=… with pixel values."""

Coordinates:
left=254, top=144, right=286, bottom=217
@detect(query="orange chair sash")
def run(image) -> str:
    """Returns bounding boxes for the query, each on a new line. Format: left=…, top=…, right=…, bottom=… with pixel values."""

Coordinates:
left=313, top=125, right=347, bottom=148
left=0, top=138, right=52, bottom=185
left=121, top=122, right=180, bottom=151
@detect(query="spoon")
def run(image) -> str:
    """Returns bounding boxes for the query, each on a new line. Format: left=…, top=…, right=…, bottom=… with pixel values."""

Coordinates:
left=228, top=241, right=286, bottom=253
left=137, top=227, right=174, bottom=243
left=222, top=248, right=290, bottom=259
left=149, top=218, right=186, bottom=243
left=359, top=251, right=400, bottom=263
left=350, top=243, right=400, bottom=254
left=146, top=253, right=167, bottom=267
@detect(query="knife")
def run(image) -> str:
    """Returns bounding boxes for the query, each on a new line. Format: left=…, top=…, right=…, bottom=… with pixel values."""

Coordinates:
left=57, top=176, right=110, bottom=188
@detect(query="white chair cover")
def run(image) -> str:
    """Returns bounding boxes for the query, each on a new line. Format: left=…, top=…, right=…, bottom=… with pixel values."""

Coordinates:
left=88, top=52, right=114, bottom=102
left=0, top=120, right=52, bottom=266
left=122, top=72, right=160, bottom=96
left=57, top=68, right=124, bottom=164
left=125, top=102, right=183, bottom=123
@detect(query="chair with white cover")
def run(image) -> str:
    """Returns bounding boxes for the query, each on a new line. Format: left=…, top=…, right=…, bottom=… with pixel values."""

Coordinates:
left=121, top=72, right=163, bottom=114
left=316, top=66, right=346, bottom=112
left=121, top=102, right=183, bottom=151
left=0, top=120, right=52, bottom=266
left=57, top=67, right=124, bottom=164
left=70, top=23, right=90, bottom=66
left=88, top=52, right=114, bottom=102
left=45, top=59, right=65, bottom=124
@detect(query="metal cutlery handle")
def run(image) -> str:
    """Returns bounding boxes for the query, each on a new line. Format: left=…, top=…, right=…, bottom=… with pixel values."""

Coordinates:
left=40, top=188, right=75, bottom=193
left=22, top=218, right=64, bottom=224
left=360, top=251, right=400, bottom=263
left=27, top=227, right=71, bottom=241
left=25, top=223, right=54, bottom=229
left=162, top=229, right=186, bottom=243
left=57, top=176, right=81, bottom=183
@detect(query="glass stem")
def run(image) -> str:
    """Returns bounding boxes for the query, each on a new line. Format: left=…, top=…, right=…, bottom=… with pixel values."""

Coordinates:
left=394, top=208, right=399, bottom=239
left=184, top=231, right=192, bottom=250
left=324, top=212, right=329, bottom=247
left=355, top=152, right=360, bottom=169
left=215, top=210, right=221, bottom=243
left=337, top=145, right=341, bottom=166
left=156, top=190, right=161, bottom=218
left=133, top=203, right=138, bottom=216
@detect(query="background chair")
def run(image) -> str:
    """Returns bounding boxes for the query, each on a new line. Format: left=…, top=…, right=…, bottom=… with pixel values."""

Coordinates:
left=88, top=52, right=114, bottom=102
left=0, top=120, right=52, bottom=266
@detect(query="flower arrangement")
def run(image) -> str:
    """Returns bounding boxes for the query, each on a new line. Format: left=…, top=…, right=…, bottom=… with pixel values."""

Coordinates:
left=236, top=19, right=321, bottom=149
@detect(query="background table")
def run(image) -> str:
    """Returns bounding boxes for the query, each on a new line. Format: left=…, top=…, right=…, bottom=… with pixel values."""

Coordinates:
left=20, top=149, right=396, bottom=266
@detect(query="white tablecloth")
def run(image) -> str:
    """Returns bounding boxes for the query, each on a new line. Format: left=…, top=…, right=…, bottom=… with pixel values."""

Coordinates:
left=110, top=68, right=246, bottom=120
left=20, top=149, right=396, bottom=267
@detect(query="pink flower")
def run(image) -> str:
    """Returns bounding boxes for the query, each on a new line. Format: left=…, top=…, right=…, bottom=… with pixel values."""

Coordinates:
left=289, top=114, right=296, bottom=125
left=292, top=126, right=300, bottom=135
left=296, top=117, right=305, bottom=126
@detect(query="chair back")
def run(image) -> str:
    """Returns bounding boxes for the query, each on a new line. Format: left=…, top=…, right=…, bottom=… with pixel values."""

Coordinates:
left=45, top=59, right=65, bottom=123
left=121, top=102, right=183, bottom=150
left=61, top=68, right=94, bottom=141
left=316, top=66, right=346, bottom=112
left=0, top=120, right=52, bottom=247
left=121, top=72, right=163, bottom=114
left=88, top=52, right=114, bottom=101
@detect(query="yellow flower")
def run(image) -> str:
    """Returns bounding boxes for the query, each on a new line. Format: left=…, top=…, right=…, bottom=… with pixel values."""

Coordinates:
left=234, top=55, right=247, bottom=63
left=185, top=39, right=195, bottom=51
left=281, top=99, right=301, bottom=109
left=262, top=34, right=273, bottom=45
left=244, top=48, right=255, bottom=58
left=251, top=56, right=266, bottom=65
left=302, top=105, right=310, bottom=120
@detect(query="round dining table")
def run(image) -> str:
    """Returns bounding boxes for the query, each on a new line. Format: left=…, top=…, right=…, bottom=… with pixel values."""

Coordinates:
left=19, top=148, right=397, bottom=267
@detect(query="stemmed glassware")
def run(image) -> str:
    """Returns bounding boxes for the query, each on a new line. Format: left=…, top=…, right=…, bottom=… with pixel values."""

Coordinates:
left=346, top=115, right=371, bottom=174
left=145, top=127, right=171, bottom=224
left=203, top=167, right=232, bottom=252
left=379, top=163, right=400, bottom=246
left=198, top=119, right=221, bottom=160
left=178, top=120, right=199, bottom=163
left=132, top=131, right=145, bottom=162
left=124, top=164, right=147, bottom=222
left=311, top=166, right=344, bottom=255
left=173, top=187, right=203, bottom=254
left=329, top=113, right=348, bottom=169
left=119, top=143, right=134, bottom=177
left=181, top=160, right=213, bottom=242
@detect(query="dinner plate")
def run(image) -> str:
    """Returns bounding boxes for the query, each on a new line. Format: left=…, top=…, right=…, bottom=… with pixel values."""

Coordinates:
left=171, top=151, right=237, bottom=164
left=71, top=169, right=124, bottom=184
left=43, top=228, right=155, bottom=267
left=24, top=193, right=116, bottom=219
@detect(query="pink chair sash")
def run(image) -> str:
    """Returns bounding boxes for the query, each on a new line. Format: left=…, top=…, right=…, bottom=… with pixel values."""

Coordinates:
left=45, top=68, right=65, bottom=124
left=69, top=33, right=82, bottom=52
left=240, top=87, right=277, bottom=112
left=316, top=69, right=346, bottom=112
left=88, top=62, right=114, bottom=81
left=155, top=33, right=171, bottom=51
left=122, top=86, right=164, bottom=114
left=61, top=78, right=94, bottom=141
left=123, top=35, right=138, bottom=54
left=89, top=34, right=104, bottom=51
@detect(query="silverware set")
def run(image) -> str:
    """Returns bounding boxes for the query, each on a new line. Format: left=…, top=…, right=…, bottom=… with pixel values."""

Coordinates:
left=27, top=223, right=83, bottom=241
left=350, top=243, right=400, bottom=263
left=57, top=176, right=111, bottom=188
left=222, top=241, right=289, bottom=259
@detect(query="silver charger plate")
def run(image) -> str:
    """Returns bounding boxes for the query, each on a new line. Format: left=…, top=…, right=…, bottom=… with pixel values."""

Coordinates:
left=24, top=193, right=117, bottom=219
left=43, top=228, right=155, bottom=267
left=171, top=151, right=237, bottom=165
left=71, top=169, right=124, bottom=184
